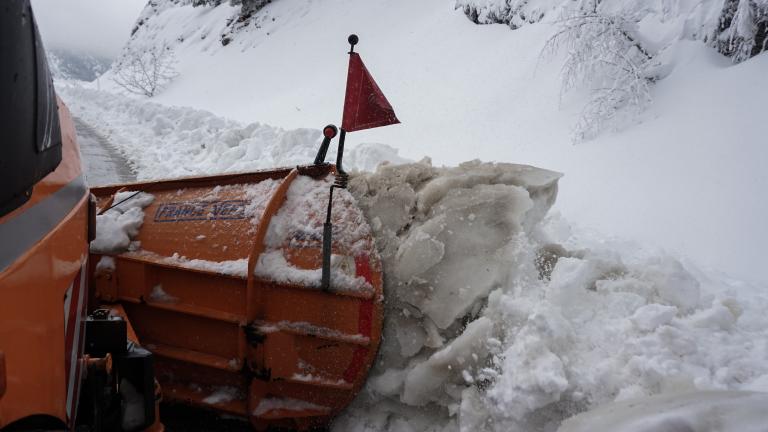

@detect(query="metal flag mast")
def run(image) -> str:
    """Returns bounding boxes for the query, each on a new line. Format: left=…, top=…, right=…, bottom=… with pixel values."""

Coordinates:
left=319, top=34, right=358, bottom=290
left=315, top=33, right=399, bottom=290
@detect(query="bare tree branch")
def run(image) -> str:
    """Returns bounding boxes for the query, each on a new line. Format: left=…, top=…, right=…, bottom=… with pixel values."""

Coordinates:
left=112, top=43, right=178, bottom=97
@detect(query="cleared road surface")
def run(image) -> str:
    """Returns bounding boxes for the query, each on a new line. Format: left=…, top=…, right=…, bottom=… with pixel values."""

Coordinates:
left=74, top=117, right=135, bottom=186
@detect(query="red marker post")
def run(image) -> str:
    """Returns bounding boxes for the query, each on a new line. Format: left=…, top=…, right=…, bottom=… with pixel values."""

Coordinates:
left=321, top=34, right=400, bottom=290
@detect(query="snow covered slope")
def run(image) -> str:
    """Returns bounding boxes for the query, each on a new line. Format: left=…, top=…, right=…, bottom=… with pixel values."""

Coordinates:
left=95, top=0, right=768, bottom=283
left=61, top=1, right=768, bottom=430
left=47, top=48, right=112, bottom=82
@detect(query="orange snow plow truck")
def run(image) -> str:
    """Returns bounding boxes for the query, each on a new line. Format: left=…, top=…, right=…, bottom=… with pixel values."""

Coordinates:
left=0, top=2, right=383, bottom=431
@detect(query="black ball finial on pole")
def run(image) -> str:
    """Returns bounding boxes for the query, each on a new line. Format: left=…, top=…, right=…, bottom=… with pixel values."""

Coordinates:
left=348, top=34, right=358, bottom=53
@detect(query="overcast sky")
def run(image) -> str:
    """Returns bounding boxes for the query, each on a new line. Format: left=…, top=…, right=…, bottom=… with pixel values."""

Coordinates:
left=31, top=0, right=148, bottom=58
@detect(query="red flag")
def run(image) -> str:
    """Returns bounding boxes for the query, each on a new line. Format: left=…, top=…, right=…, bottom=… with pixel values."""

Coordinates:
left=342, top=53, right=400, bottom=132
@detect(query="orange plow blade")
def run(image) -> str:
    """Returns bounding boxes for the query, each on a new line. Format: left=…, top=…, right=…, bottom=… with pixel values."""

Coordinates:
left=89, top=164, right=383, bottom=430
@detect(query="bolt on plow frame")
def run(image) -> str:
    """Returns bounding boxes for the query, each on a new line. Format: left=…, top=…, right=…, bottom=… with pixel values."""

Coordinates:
left=89, top=161, right=384, bottom=430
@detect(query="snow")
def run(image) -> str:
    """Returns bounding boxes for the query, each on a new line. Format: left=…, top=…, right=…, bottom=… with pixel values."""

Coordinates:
left=263, top=176, right=372, bottom=253
left=148, top=284, right=179, bottom=303
left=290, top=373, right=349, bottom=387
left=402, top=316, right=494, bottom=406
left=254, top=174, right=377, bottom=293
left=58, top=0, right=768, bottom=430
left=347, top=143, right=412, bottom=172
left=76, top=0, right=768, bottom=284
left=90, top=191, right=154, bottom=254
left=252, top=397, right=328, bottom=416
left=350, top=160, right=561, bottom=330
left=95, top=256, right=116, bottom=273
left=202, top=386, right=240, bottom=405
left=119, top=378, right=146, bottom=431
left=75, top=99, right=768, bottom=430
left=630, top=304, right=678, bottom=332
left=149, top=251, right=248, bottom=277
left=255, top=320, right=370, bottom=344
left=59, top=85, right=410, bottom=181
left=253, top=250, right=372, bottom=294
left=558, top=390, right=768, bottom=432
left=331, top=160, right=768, bottom=432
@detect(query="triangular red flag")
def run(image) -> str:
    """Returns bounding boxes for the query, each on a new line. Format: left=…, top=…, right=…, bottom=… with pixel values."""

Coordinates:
left=341, top=53, right=400, bottom=132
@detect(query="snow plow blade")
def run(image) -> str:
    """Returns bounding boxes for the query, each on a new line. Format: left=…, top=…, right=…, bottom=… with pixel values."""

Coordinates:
left=89, top=164, right=383, bottom=431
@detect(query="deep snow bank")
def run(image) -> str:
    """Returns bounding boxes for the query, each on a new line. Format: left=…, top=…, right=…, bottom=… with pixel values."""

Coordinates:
left=59, top=85, right=410, bottom=180
left=332, top=160, right=768, bottom=432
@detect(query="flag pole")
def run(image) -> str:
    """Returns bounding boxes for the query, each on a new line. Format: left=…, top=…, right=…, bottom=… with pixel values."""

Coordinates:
left=321, top=34, right=358, bottom=291
left=335, top=34, right=357, bottom=175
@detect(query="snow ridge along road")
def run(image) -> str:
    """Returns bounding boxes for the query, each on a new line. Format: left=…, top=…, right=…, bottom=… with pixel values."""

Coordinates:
left=62, top=86, right=410, bottom=182
left=74, top=116, right=135, bottom=186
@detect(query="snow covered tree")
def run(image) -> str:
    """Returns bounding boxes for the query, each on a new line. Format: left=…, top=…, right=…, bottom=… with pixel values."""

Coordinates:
left=456, top=0, right=556, bottom=29
left=711, top=0, right=768, bottom=62
left=541, top=4, right=657, bottom=142
left=112, top=43, right=178, bottom=97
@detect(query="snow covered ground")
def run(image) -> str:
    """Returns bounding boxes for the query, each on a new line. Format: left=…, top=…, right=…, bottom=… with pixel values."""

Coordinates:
left=67, top=82, right=768, bottom=431
left=59, top=0, right=768, bottom=430
left=559, top=390, right=768, bottom=432
left=92, top=0, right=768, bottom=284
left=74, top=117, right=135, bottom=186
